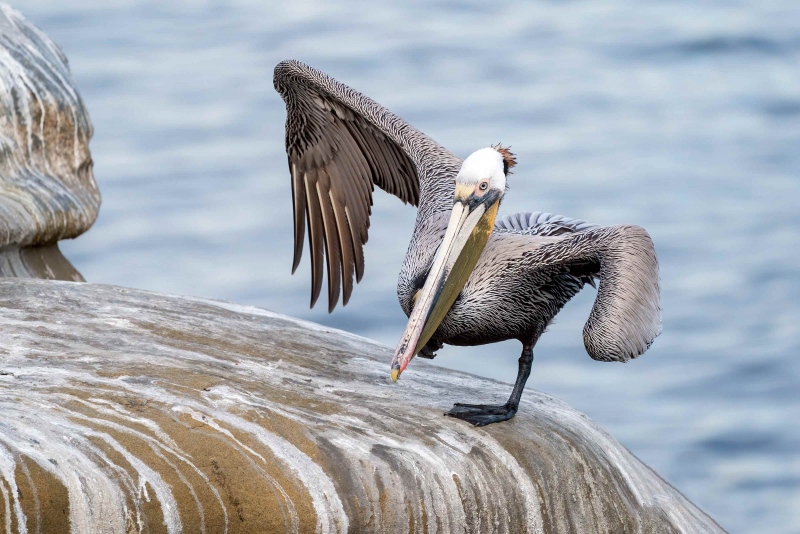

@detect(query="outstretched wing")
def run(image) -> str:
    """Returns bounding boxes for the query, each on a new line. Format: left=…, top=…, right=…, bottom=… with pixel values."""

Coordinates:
left=521, top=223, right=661, bottom=362
left=274, top=60, right=457, bottom=312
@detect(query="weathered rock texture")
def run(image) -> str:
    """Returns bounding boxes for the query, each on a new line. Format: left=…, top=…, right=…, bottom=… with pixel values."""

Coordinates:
left=0, top=279, right=724, bottom=533
left=0, top=4, right=99, bottom=279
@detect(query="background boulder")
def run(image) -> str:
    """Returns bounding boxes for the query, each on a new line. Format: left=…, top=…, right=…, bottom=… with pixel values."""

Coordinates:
left=0, top=4, right=99, bottom=280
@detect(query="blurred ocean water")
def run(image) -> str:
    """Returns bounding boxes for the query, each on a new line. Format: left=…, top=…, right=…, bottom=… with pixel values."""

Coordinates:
left=11, top=1, right=799, bottom=531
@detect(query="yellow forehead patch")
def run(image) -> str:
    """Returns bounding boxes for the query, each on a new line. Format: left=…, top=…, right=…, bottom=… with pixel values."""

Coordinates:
left=454, top=183, right=473, bottom=201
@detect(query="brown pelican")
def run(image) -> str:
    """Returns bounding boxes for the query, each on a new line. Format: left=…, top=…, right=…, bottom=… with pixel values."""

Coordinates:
left=274, top=60, right=661, bottom=426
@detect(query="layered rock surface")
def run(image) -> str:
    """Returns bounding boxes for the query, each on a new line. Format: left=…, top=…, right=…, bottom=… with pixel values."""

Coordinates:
left=0, top=279, right=723, bottom=533
left=0, top=4, right=99, bottom=280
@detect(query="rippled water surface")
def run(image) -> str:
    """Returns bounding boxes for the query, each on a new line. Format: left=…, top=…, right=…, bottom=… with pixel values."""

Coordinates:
left=13, top=1, right=800, bottom=531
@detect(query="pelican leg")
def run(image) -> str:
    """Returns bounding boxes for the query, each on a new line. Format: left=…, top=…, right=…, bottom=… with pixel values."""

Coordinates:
left=445, top=344, right=533, bottom=426
left=418, top=339, right=443, bottom=360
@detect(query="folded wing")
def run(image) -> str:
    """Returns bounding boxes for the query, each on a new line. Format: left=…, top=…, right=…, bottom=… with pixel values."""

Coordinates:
left=519, top=223, right=661, bottom=362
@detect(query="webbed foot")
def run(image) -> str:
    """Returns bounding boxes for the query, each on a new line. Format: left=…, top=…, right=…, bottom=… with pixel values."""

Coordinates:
left=444, top=403, right=518, bottom=426
left=443, top=344, right=533, bottom=427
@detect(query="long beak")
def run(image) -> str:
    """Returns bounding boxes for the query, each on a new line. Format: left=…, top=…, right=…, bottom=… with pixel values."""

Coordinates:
left=390, top=192, right=499, bottom=381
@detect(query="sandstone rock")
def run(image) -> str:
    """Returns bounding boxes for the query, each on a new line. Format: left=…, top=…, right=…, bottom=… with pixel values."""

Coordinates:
left=0, top=4, right=99, bottom=279
left=0, top=279, right=723, bottom=533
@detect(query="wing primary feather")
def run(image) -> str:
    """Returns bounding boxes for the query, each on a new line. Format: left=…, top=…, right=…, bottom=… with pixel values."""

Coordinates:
left=290, top=162, right=306, bottom=273
left=331, top=143, right=370, bottom=278
left=315, top=174, right=342, bottom=312
left=328, top=173, right=356, bottom=306
left=303, top=171, right=325, bottom=308
left=319, top=121, right=368, bottom=303
left=345, top=205, right=366, bottom=282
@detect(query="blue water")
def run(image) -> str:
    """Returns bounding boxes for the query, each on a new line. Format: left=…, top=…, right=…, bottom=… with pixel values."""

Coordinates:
left=14, top=1, right=800, bottom=531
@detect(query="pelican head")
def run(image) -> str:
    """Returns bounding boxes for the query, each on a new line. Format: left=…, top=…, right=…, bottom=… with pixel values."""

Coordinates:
left=391, top=146, right=516, bottom=381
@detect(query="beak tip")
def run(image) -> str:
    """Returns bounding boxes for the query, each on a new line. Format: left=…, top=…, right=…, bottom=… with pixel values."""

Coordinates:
left=391, top=368, right=400, bottom=382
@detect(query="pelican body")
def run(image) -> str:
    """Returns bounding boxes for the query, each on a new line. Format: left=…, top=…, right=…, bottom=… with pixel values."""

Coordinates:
left=274, top=60, right=661, bottom=426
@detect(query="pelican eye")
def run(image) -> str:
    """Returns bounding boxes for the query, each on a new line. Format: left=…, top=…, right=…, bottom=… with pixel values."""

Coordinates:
left=478, top=181, right=489, bottom=191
